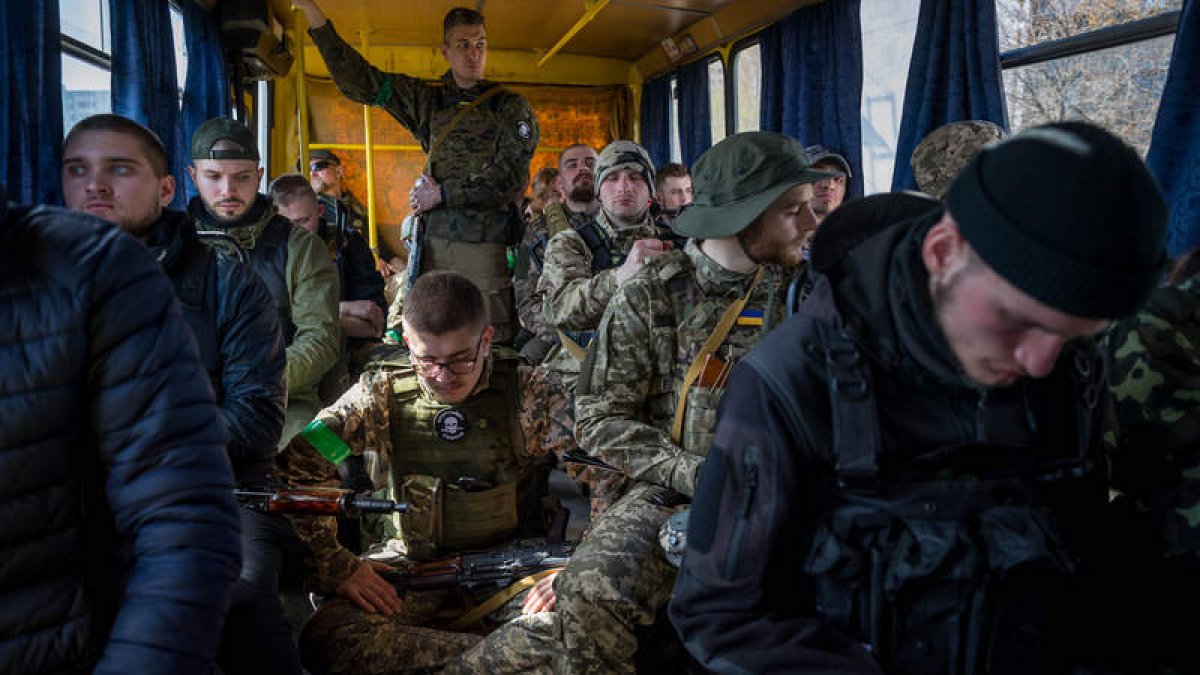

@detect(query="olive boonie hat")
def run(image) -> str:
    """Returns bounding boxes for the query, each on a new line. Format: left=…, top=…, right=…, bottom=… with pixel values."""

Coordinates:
left=673, top=132, right=836, bottom=239
left=191, top=117, right=260, bottom=162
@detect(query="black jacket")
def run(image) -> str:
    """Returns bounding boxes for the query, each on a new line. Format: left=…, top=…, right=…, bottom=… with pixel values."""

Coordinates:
left=670, top=200, right=1112, bottom=674
left=145, top=209, right=287, bottom=485
left=0, top=204, right=241, bottom=673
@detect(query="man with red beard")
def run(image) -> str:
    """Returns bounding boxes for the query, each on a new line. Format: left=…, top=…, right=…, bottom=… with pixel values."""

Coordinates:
left=440, top=132, right=832, bottom=674
left=514, top=143, right=600, bottom=364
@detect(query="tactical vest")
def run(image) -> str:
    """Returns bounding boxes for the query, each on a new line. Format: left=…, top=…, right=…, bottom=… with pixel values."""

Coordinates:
left=777, top=281, right=1107, bottom=675
left=169, top=239, right=221, bottom=397
left=241, top=218, right=296, bottom=344
left=384, top=350, right=528, bottom=557
left=653, top=254, right=783, bottom=455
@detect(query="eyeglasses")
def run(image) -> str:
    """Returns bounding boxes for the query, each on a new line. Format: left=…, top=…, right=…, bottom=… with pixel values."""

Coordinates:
left=310, top=161, right=334, bottom=172
left=410, top=334, right=485, bottom=376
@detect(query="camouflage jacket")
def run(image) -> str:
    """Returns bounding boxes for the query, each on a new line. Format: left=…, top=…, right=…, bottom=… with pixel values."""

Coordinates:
left=275, top=354, right=561, bottom=592
left=516, top=203, right=598, bottom=349
left=538, top=208, right=657, bottom=332
left=1105, top=277, right=1200, bottom=566
left=310, top=22, right=538, bottom=244
left=574, top=240, right=788, bottom=497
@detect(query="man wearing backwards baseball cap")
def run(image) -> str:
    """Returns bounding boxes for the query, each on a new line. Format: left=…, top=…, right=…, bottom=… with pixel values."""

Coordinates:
left=671, top=121, right=1169, bottom=674
left=188, top=117, right=341, bottom=447
left=442, top=131, right=832, bottom=675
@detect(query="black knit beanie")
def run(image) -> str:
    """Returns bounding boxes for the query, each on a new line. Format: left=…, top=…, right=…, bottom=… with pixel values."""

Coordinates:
left=947, top=121, right=1167, bottom=319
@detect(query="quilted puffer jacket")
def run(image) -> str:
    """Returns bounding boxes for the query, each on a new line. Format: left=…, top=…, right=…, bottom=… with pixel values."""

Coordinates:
left=0, top=202, right=242, bottom=674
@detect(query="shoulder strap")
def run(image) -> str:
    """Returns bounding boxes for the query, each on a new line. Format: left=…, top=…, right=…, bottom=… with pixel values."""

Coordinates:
left=671, top=267, right=765, bottom=445
left=424, top=85, right=507, bottom=174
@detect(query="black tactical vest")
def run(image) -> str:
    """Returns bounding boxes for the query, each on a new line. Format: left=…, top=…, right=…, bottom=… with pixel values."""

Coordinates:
left=246, top=218, right=296, bottom=344
left=170, top=240, right=221, bottom=397
left=775, top=281, right=1108, bottom=675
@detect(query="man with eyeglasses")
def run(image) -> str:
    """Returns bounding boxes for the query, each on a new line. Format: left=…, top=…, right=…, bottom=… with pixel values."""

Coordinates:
left=274, top=271, right=569, bottom=675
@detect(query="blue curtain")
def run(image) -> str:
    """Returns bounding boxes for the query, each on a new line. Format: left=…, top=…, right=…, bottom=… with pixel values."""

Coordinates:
left=1147, top=0, right=1200, bottom=259
left=760, top=0, right=864, bottom=199
left=641, top=75, right=672, bottom=170
left=890, top=0, right=1007, bottom=192
left=0, top=0, right=63, bottom=205
left=110, top=0, right=184, bottom=208
left=179, top=0, right=230, bottom=203
left=677, top=58, right=712, bottom=166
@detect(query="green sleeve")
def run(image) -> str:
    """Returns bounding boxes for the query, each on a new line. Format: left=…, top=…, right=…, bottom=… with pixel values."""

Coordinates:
left=309, top=21, right=433, bottom=144
left=285, top=226, right=342, bottom=396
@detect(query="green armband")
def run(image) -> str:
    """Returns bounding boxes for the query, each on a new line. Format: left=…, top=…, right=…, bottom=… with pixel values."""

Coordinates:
left=372, top=76, right=394, bottom=108
left=301, top=419, right=351, bottom=465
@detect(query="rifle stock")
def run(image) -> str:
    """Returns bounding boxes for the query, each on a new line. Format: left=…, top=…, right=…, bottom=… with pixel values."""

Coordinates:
left=382, top=538, right=573, bottom=593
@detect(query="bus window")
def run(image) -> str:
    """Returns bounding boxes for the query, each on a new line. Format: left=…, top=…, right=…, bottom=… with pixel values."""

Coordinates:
left=170, top=5, right=188, bottom=106
left=860, top=0, right=920, bottom=195
left=669, top=76, right=682, bottom=163
left=709, top=57, right=727, bottom=145
left=998, top=0, right=1183, bottom=155
left=60, top=0, right=112, bottom=135
left=732, top=42, right=761, bottom=133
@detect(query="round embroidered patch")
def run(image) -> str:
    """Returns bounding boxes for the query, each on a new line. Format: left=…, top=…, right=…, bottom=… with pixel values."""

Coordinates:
left=434, top=408, right=469, bottom=442
left=517, top=121, right=532, bottom=140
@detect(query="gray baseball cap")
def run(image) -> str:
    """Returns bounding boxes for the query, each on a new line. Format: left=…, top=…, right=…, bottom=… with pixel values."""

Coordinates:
left=191, top=117, right=260, bottom=162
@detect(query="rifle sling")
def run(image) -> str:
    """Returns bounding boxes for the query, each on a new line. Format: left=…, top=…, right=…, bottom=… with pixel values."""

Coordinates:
left=448, top=567, right=562, bottom=629
left=424, top=85, right=506, bottom=174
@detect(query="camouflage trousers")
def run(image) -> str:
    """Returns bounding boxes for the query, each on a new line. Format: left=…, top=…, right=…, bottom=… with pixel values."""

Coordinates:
left=301, top=584, right=543, bottom=675
left=534, top=364, right=630, bottom=524
left=445, top=482, right=677, bottom=674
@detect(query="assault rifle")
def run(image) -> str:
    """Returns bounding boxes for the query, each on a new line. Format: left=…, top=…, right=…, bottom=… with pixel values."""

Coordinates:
left=235, top=486, right=408, bottom=517
left=380, top=537, right=573, bottom=592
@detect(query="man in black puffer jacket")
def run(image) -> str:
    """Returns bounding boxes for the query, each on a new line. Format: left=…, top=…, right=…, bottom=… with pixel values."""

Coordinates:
left=0, top=181, right=242, bottom=672
left=62, top=114, right=302, bottom=675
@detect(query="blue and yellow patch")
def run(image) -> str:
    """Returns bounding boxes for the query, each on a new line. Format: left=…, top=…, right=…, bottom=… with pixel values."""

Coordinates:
left=736, top=309, right=764, bottom=327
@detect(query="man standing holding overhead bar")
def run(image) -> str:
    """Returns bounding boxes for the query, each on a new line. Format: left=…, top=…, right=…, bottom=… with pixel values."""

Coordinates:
left=293, top=0, right=539, bottom=343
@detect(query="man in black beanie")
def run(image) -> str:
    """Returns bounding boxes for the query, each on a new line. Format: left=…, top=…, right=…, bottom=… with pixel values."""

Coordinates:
left=670, top=121, right=1169, bottom=675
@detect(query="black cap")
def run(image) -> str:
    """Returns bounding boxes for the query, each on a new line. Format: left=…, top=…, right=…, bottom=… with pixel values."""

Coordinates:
left=191, top=117, right=259, bottom=162
left=948, top=121, right=1167, bottom=319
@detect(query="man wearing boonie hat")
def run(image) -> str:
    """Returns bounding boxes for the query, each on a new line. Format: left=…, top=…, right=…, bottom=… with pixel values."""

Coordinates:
left=670, top=122, right=1170, bottom=673
left=188, top=116, right=341, bottom=448
left=442, top=131, right=834, bottom=675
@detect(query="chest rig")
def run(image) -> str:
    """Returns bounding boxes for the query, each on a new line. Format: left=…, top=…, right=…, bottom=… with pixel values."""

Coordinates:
left=651, top=255, right=783, bottom=455
left=384, top=349, right=528, bottom=556
left=793, top=280, right=1108, bottom=675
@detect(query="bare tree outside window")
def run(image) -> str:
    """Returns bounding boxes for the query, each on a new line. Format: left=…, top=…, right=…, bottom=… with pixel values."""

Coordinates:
left=997, top=0, right=1181, bottom=156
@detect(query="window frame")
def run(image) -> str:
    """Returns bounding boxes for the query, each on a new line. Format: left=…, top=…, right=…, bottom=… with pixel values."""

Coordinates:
left=728, top=35, right=761, bottom=136
left=998, top=8, right=1181, bottom=68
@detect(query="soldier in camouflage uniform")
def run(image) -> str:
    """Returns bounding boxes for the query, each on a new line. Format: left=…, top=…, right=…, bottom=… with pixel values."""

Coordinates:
left=445, top=132, right=833, bottom=674
left=1102, top=261, right=1200, bottom=673
left=514, top=143, right=599, bottom=365
left=536, top=140, right=674, bottom=519
left=911, top=120, right=1005, bottom=200
left=295, top=1, right=539, bottom=344
left=275, top=271, right=570, bottom=675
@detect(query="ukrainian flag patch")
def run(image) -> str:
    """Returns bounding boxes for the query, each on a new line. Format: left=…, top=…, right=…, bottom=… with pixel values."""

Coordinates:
left=737, top=309, right=764, bottom=326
